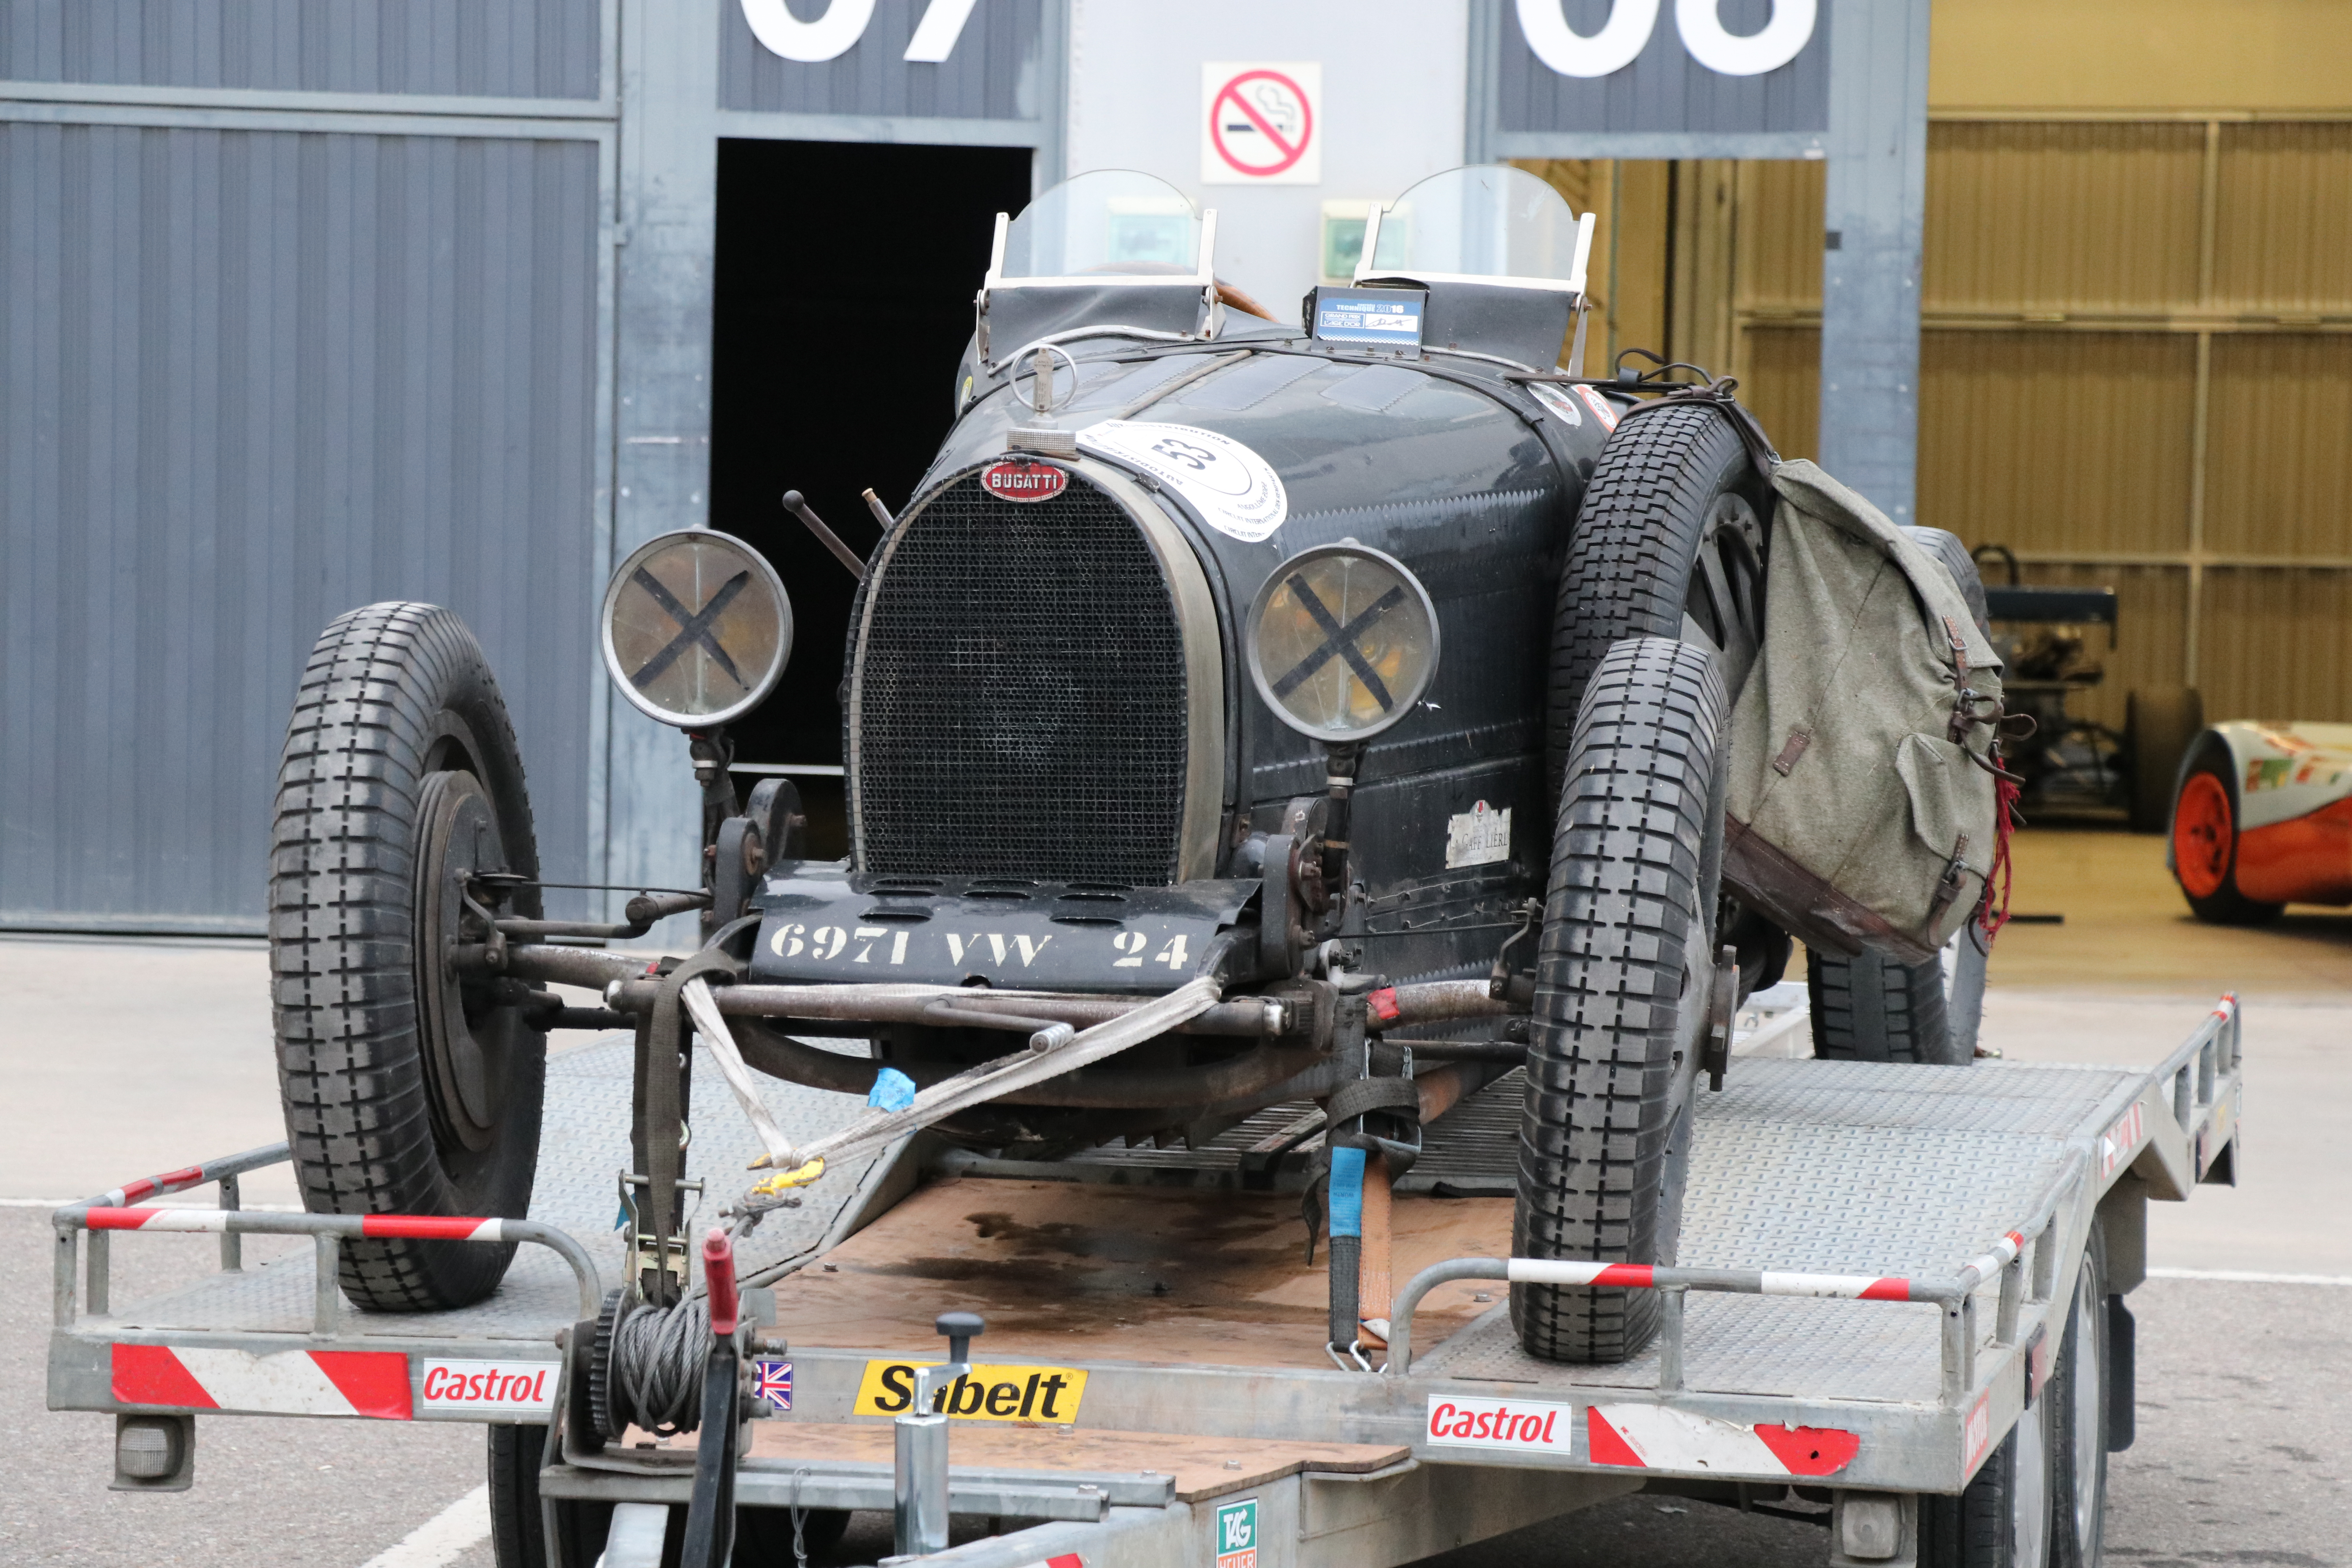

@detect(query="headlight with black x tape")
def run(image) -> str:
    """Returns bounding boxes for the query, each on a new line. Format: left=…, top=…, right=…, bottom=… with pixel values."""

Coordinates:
left=601, top=529, right=794, bottom=728
left=1245, top=540, right=1439, bottom=745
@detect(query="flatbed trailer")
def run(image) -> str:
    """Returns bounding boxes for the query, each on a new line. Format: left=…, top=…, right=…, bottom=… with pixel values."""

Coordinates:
left=49, top=993, right=2243, bottom=1568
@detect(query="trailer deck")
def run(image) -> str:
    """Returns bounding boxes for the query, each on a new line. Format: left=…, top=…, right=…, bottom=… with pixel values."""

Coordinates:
left=50, top=997, right=2244, bottom=1566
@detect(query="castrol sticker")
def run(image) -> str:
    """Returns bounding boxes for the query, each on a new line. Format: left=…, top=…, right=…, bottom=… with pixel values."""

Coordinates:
left=418, top=1359, right=558, bottom=1419
left=1076, top=418, right=1288, bottom=542
left=981, top=460, right=1067, bottom=503
left=1425, top=1394, right=1575, bottom=1453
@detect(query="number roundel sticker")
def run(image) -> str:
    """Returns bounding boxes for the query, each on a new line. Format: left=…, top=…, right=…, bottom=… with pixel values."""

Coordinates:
left=1074, top=419, right=1288, bottom=543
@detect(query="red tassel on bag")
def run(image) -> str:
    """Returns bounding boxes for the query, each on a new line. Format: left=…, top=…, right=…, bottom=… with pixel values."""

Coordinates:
left=1977, top=773, right=2023, bottom=942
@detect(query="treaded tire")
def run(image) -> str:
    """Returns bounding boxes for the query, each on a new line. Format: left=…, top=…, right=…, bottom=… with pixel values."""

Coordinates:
left=488, top=1425, right=607, bottom=1568
left=272, top=601, right=547, bottom=1312
left=1512, top=637, right=1724, bottom=1365
left=2053, top=1229, right=2110, bottom=1568
left=1920, top=1291, right=2065, bottom=1568
left=1546, top=402, right=1768, bottom=797
left=1808, top=949, right=1958, bottom=1063
left=2169, top=735, right=2282, bottom=926
left=2126, top=687, right=2203, bottom=835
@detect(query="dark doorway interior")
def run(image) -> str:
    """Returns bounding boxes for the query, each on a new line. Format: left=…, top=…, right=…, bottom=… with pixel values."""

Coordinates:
left=710, top=137, right=1034, bottom=855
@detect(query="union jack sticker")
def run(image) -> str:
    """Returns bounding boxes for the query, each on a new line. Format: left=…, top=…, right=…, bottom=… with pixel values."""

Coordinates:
left=753, top=1359, right=793, bottom=1412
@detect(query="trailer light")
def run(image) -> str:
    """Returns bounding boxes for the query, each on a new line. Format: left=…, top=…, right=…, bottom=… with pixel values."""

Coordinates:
left=1245, top=542, right=1439, bottom=744
left=600, top=529, right=793, bottom=728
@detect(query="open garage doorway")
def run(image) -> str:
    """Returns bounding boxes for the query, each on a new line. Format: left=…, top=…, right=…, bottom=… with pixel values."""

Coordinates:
left=709, top=138, right=1034, bottom=855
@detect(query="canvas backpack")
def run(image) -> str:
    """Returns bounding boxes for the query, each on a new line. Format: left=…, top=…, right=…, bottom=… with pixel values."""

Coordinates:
left=1722, top=460, right=2008, bottom=965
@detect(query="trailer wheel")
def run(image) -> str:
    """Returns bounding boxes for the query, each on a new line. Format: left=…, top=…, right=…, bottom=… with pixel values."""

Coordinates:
left=2053, top=1230, right=2111, bottom=1568
left=488, top=1424, right=608, bottom=1567
left=1920, top=1359, right=2062, bottom=1568
left=1807, top=949, right=1959, bottom=1063
left=2169, top=736, right=2283, bottom=926
left=272, top=602, right=547, bottom=1312
left=1512, top=637, right=1724, bottom=1364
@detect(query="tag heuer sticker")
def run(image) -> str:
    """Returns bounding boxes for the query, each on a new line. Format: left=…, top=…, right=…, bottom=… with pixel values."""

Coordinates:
left=1214, top=1497, right=1259, bottom=1568
left=1574, top=384, right=1621, bottom=430
left=1528, top=381, right=1581, bottom=427
left=1445, top=800, right=1511, bottom=869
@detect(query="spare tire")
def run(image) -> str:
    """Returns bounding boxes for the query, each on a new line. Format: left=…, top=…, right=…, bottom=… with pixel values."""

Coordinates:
left=272, top=602, right=547, bottom=1311
left=1513, top=637, right=1725, bottom=1365
left=1548, top=400, right=1780, bottom=993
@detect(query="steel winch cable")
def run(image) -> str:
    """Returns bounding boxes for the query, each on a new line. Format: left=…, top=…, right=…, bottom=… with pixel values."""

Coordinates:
left=603, top=1291, right=714, bottom=1437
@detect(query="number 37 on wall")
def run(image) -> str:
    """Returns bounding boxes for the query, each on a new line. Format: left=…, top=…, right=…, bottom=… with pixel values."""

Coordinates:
left=1518, top=0, right=1817, bottom=79
left=740, top=0, right=982, bottom=64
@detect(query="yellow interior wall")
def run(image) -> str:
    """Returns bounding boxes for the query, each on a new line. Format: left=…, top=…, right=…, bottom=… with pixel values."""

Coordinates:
left=1931, top=0, right=2352, bottom=113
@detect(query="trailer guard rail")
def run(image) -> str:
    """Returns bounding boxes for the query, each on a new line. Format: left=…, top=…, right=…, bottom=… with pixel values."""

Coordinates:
left=51, top=1142, right=603, bottom=1330
left=1388, top=992, right=2242, bottom=1406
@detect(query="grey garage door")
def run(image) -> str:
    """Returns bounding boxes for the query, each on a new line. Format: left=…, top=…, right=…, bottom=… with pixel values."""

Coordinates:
left=0, top=120, right=603, bottom=931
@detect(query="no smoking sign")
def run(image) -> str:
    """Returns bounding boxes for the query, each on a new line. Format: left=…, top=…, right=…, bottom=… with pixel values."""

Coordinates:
left=1201, top=61, right=1321, bottom=185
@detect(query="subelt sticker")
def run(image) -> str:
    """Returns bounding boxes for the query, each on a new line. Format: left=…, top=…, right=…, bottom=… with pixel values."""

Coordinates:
left=1425, top=1394, right=1575, bottom=1453
left=418, top=1359, right=557, bottom=1418
left=1214, top=1497, right=1259, bottom=1568
left=1444, top=800, right=1511, bottom=869
left=1076, top=419, right=1288, bottom=543
left=853, top=1360, right=1088, bottom=1422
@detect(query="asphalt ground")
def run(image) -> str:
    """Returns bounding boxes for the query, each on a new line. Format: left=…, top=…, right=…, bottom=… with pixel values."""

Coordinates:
left=5, top=827, right=2347, bottom=1566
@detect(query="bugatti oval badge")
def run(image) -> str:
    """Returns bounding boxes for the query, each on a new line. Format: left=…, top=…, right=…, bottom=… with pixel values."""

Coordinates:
left=982, top=461, right=1068, bottom=503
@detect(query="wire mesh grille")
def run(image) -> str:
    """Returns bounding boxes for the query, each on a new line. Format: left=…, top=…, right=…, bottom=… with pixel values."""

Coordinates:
left=852, top=471, right=1190, bottom=885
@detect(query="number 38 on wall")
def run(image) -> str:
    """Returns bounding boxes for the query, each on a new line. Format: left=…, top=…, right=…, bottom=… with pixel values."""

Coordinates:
left=1518, top=0, right=1818, bottom=78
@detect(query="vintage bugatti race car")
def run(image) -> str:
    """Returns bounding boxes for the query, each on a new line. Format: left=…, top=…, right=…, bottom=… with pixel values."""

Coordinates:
left=2169, top=720, right=2352, bottom=920
left=268, top=166, right=1955, bottom=1370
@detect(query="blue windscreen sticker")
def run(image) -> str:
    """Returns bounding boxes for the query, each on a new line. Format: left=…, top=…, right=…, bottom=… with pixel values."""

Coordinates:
left=1314, top=293, right=1425, bottom=347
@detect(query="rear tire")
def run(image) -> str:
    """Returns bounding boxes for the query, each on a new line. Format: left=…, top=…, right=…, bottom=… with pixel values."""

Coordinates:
left=488, top=1425, right=607, bottom=1568
left=2169, top=737, right=2282, bottom=925
left=2053, top=1231, right=2111, bottom=1568
left=1919, top=1381, right=2060, bottom=1568
left=272, top=602, right=547, bottom=1312
left=1808, top=949, right=1959, bottom=1064
left=2125, top=688, right=2202, bottom=834
left=1512, top=637, right=1724, bottom=1364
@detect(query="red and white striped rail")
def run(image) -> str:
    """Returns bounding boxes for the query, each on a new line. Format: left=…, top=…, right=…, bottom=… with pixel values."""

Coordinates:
left=54, top=1204, right=603, bottom=1323
left=84, top=1209, right=513, bottom=1241
left=1504, top=1258, right=1920, bottom=1301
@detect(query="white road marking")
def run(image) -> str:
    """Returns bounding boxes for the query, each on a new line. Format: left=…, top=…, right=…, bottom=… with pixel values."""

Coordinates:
left=358, top=1483, right=492, bottom=1568
left=2148, top=1267, right=2352, bottom=1287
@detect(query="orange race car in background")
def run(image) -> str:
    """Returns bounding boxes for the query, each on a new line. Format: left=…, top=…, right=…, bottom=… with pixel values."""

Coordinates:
left=2171, top=721, right=2352, bottom=921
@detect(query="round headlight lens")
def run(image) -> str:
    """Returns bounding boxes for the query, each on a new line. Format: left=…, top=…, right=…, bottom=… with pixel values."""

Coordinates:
left=1245, top=543, right=1439, bottom=744
left=600, top=529, right=793, bottom=728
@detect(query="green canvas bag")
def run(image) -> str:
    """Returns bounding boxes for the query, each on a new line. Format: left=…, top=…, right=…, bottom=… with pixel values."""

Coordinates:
left=1723, top=460, right=2007, bottom=964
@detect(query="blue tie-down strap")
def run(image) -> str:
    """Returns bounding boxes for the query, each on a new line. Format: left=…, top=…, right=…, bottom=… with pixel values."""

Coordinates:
left=868, top=1067, right=918, bottom=1113
left=1328, top=1145, right=1366, bottom=1241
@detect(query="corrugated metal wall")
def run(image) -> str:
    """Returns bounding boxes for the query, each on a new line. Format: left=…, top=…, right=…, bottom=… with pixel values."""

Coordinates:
left=0, top=0, right=598, bottom=97
left=0, top=123, right=602, bottom=930
left=719, top=0, right=1043, bottom=118
left=1531, top=115, right=2352, bottom=733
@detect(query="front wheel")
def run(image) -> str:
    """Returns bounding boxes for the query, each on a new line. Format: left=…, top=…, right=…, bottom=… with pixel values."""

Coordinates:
left=2169, top=738, right=2281, bottom=926
left=272, top=602, right=548, bottom=1312
left=1512, top=637, right=1724, bottom=1365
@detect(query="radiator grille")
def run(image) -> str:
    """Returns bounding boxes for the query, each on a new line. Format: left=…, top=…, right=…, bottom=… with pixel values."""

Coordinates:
left=851, top=470, right=1191, bottom=885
